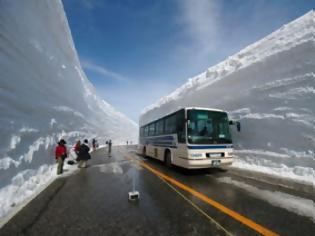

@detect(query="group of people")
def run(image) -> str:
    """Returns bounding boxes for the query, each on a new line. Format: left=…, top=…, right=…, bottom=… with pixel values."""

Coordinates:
left=126, top=140, right=133, bottom=146
left=92, top=138, right=99, bottom=151
left=55, top=138, right=92, bottom=175
left=74, top=139, right=91, bottom=168
left=55, top=138, right=115, bottom=175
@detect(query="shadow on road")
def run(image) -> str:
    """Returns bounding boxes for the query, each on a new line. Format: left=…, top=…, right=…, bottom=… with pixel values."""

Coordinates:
left=136, top=154, right=227, bottom=177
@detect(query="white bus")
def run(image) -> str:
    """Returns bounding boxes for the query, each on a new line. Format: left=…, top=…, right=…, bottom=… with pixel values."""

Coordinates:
left=138, top=107, right=240, bottom=169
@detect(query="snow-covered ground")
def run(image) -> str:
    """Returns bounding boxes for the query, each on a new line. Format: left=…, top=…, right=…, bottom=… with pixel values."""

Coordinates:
left=0, top=0, right=137, bottom=220
left=141, top=11, right=315, bottom=185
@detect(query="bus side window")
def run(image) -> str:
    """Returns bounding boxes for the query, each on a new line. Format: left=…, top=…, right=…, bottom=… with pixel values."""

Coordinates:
left=153, top=122, right=157, bottom=136
left=156, top=119, right=164, bottom=135
left=161, top=118, right=165, bottom=135
left=149, top=123, right=155, bottom=136
left=176, top=110, right=185, bottom=143
left=165, top=116, right=174, bottom=134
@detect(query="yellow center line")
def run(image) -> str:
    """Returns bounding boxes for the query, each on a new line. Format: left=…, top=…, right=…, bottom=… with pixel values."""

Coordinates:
left=123, top=152, right=279, bottom=236
left=157, top=173, right=234, bottom=236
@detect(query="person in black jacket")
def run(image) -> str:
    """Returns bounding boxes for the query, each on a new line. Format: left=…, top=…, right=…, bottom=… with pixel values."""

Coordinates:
left=78, top=139, right=91, bottom=168
left=92, top=138, right=96, bottom=151
left=108, top=139, right=112, bottom=156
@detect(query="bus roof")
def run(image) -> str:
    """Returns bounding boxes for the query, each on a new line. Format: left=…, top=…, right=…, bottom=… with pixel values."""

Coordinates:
left=184, top=107, right=225, bottom=112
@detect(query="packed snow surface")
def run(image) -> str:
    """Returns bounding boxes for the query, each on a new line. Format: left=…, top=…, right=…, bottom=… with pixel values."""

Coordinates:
left=141, top=11, right=315, bottom=184
left=218, top=177, right=315, bottom=222
left=0, top=0, right=137, bottom=220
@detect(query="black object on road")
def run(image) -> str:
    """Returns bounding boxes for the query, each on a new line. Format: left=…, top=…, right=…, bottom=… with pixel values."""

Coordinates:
left=67, top=160, right=75, bottom=165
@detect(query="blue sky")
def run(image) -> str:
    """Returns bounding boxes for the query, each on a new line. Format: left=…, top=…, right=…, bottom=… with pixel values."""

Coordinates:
left=62, top=0, right=314, bottom=122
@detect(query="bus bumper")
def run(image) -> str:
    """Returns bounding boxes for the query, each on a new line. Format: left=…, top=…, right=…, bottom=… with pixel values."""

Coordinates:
left=176, top=157, right=233, bottom=169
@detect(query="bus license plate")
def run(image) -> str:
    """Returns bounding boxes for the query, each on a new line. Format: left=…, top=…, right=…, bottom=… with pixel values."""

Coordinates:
left=209, top=153, right=221, bottom=158
left=212, top=160, right=221, bottom=166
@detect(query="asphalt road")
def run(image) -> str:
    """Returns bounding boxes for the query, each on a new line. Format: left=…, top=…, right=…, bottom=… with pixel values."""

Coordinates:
left=1, top=146, right=314, bottom=236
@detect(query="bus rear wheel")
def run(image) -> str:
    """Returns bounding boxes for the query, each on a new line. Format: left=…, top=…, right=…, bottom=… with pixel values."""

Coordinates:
left=165, top=150, right=172, bottom=168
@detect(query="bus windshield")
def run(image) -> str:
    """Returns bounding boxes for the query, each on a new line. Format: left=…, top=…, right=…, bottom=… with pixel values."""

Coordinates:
left=187, top=109, right=232, bottom=144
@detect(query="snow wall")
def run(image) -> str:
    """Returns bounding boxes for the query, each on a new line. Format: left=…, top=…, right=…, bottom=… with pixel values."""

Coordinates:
left=141, top=11, right=315, bottom=185
left=0, top=0, right=137, bottom=219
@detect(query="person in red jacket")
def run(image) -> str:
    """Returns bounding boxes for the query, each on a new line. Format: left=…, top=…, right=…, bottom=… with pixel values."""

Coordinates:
left=55, top=139, right=67, bottom=175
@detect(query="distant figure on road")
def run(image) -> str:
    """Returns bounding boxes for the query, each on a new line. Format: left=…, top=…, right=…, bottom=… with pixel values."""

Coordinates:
left=74, top=140, right=81, bottom=162
left=55, top=139, right=67, bottom=175
left=78, top=139, right=91, bottom=168
left=108, top=139, right=112, bottom=156
left=126, top=141, right=128, bottom=146
left=92, top=138, right=97, bottom=151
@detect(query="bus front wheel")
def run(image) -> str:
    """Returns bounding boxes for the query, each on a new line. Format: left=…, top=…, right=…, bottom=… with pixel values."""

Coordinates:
left=165, top=150, right=172, bottom=168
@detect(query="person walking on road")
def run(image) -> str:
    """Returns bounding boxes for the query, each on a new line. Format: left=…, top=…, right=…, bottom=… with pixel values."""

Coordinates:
left=108, top=139, right=112, bottom=156
left=74, top=140, right=81, bottom=162
left=92, top=138, right=97, bottom=151
left=78, top=139, right=91, bottom=168
left=55, top=139, right=67, bottom=175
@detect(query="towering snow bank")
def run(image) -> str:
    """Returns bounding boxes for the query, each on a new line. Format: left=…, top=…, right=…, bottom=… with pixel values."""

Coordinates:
left=0, top=0, right=137, bottom=219
left=141, top=11, right=315, bottom=184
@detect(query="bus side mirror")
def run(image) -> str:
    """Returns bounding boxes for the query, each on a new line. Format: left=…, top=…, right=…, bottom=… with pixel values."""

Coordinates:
left=236, top=121, right=241, bottom=132
left=229, top=120, right=241, bottom=132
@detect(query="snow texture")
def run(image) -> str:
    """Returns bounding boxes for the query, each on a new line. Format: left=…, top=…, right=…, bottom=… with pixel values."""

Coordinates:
left=141, top=11, right=315, bottom=185
left=0, top=0, right=137, bottom=219
left=218, top=177, right=315, bottom=222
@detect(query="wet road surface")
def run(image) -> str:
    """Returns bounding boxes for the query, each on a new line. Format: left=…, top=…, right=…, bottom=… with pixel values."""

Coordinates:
left=1, top=146, right=314, bottom=236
